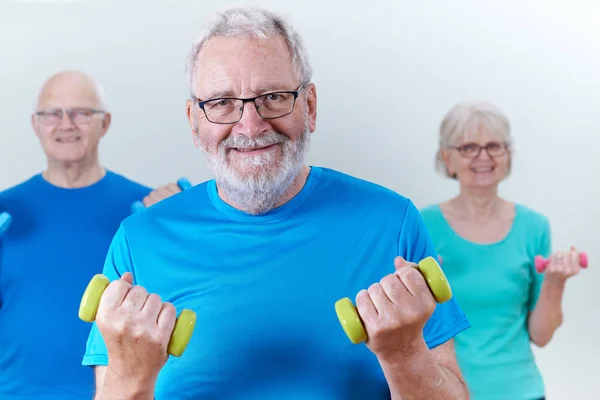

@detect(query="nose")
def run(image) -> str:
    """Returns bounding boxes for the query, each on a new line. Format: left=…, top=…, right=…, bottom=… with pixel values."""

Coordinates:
left=477, top=148, right=492, bottom=160
left=233, top=101, right=270, bottom=139
left=57, top=111, right=76, bottom=130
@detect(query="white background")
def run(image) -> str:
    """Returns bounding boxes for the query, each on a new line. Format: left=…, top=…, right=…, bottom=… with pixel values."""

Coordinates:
left=1, top=0, right=598, bottom=398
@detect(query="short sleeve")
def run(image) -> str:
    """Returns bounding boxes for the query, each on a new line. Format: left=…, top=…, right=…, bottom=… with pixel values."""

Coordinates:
left=398, top=199, right=471, bottom=349
left=81, top=224, right=134, bottom=367
left=528, top=216, right=551, bottom=310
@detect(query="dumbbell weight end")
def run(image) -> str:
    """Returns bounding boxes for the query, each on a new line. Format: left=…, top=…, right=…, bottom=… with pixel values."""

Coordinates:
left=335, top=256, right=452, bottom=345
left=78, top=274, right=196, bottom=357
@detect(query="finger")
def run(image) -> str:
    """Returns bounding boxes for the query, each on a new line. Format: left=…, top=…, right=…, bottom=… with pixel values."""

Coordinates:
left=99, top=279, right=132, bottom=309
left=156, top=186, right=173, bottom=197
left=121, top=272, right=133, bottom=285
left=141, top=293, right=164, bottom=321
left=121, top=285, right=149, bottom=312
left=355, top=289, right=378, bottom=325
left=380, top=273, right=409, bottom=305
left=567, top=250, right=580, bottom=274
left=142, top=194, right=153, bottom=207
left=367, top=282, right=392, bottom=314
left=396, top=267, right=430, bottom=299
left=166, top=182, right=182, bottom=193
left=394, top=256, right=415, bottom=271
left=157, top=302, right=177, bottom=331
left=548, top=252, right=565, bottom=273
left=143, top=191, right=165, bottom=207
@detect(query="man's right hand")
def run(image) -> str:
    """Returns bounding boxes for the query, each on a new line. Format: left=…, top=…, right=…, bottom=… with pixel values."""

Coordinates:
left=95, top=272, right=176, bottom=386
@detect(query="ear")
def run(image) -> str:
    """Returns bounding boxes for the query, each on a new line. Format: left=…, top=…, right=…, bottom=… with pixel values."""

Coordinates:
left=100, top=112, right=112, bottom=136
left=440, top=149, right=454, bottom=175
left=186, top=99, right=201, bottom=148
left=304, top=83, right=317, bottom=133
left=31, top=114, right=43, bottom=140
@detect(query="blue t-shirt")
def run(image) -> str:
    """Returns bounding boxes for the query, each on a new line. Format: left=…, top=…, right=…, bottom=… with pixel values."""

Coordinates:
left=0, top=171, right=151, bottom=400
left=83, top=167, right=470, bottom=399
left=420, top=203, right=550, bottom=400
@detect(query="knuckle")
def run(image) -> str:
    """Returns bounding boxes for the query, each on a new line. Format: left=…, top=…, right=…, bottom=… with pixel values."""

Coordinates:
left=368, top=283, right=380, bottom=295
left=147, top=293, right=162, bottom=306
left=380, top=274, right=396, bottom=286
left=163, top=302, right=176, bottom=313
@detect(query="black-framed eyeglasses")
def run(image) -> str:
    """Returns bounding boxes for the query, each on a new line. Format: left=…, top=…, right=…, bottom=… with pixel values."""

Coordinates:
left=194, top=85, right=303, bottom=124
left=450, top=141, right=508, bottom=159
left=34, top=108, right=105, bottom=126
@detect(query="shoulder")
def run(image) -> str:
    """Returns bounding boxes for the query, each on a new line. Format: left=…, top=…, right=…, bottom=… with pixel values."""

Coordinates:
left=123, top=180, right=211, bottom=226
left=0, top=174, right=41, bottom=202
left=514, top=203, right=550, bottom=232
left=315, top=167, right=412, bottom=209
left=104, top=170, right=151, bottom=190
left=104, top=170, right=152, bottom=196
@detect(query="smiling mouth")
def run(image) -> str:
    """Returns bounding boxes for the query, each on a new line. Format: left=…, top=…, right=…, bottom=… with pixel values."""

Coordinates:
left=471, top=166, right=494, bottom=173
left=230, top=143, right=279, bottom=153
left=56, top=137, right=81, bottom=143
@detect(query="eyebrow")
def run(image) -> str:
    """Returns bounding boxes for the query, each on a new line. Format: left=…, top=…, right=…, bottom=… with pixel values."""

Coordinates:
left=199, top=84, right=297, bottom=101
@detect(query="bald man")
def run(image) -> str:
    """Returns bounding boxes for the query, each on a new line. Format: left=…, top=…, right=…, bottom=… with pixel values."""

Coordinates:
left=0, top=70, right=181, bottom=399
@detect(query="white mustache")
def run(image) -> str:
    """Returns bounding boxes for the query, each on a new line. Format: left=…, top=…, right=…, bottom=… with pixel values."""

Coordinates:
left=221, top=132, right=286, bottom=151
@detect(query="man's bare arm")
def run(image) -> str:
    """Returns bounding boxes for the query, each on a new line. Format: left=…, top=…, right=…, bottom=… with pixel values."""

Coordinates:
left=379, top=339, right=469, bottom=400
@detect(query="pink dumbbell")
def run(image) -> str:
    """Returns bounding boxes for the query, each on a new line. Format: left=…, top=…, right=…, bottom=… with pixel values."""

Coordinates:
left=534, top=252, right=588, bottom=273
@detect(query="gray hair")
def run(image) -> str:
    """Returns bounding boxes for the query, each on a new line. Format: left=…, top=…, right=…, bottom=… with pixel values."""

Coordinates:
left=435, top=100, right=513, bottom=178
left=184, top=6, right=313, bottom=96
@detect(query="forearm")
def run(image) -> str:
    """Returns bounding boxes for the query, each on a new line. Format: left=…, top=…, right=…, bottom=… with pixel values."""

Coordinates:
left=95, top=367, right=156, bottom=400
left=528, top=279, right=566, bottom=346
left=378, top=341, right=468, bottom=400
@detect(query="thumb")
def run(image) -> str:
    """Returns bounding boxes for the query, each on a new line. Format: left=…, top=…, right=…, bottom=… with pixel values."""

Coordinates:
left=394, top=256, right=412, bottom=270
left=120, top=272, right=134, bottom=285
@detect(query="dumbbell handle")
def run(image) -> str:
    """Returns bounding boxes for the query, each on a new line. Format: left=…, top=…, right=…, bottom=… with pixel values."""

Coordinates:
left=0, top=212, right=12, bottom=236
left=535, top=252, right=588, bottom=273
left=78, top=274, right=196, bottom=357
left=131, top=177, right=193, bottom=214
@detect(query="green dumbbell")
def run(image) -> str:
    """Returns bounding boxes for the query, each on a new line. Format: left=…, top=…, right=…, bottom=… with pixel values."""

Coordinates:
left=78, top=274, right=196, bottom=357
left=335, top=256, right=452, bottom=344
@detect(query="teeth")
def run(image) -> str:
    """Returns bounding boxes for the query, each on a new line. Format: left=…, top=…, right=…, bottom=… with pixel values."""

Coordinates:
left=57, top=137, right=79, bottom=143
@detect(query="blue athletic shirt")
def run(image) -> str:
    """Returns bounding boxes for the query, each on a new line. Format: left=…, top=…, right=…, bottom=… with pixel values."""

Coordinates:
left=0, top=171, right=151, bottom=399
left=83, top=167, right=470, bottom=399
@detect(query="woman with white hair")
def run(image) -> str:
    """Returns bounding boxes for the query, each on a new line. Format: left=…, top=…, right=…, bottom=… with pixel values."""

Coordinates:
left=420, top=101, right=584, bottom=400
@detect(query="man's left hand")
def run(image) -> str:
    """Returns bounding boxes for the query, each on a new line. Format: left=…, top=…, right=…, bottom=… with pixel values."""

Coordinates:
left=356, top=256, right=436, bottom=361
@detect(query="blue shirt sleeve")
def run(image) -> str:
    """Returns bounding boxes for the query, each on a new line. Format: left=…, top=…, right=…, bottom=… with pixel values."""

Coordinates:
left=398, top=199, right=471, bottom=349
left=528, top=216, right=551, bottom=311
left=82, top=224, right=134, bottom=367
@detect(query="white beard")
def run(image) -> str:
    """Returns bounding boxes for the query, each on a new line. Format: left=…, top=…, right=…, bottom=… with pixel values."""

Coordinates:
left=199, top=121, right=311, bottom=215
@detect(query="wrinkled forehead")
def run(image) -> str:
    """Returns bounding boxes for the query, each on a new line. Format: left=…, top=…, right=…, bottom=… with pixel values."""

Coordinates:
left=191, top=35, right=298, bottom=99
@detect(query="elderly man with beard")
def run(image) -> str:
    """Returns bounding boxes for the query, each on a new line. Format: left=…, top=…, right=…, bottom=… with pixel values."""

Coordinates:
left=82, top=6, right=471, bottom=400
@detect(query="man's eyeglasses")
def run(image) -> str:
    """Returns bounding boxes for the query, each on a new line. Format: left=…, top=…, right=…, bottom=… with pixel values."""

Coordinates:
left=34, top=108, right=105, bottom=126
left=450, top=141, right=508, bottom=159
left=194, top=85, right=303, bottom=124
